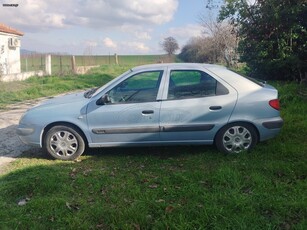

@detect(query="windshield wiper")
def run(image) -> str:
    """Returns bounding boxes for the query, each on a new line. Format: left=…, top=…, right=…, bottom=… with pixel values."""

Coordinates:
left=84, top=87, right=98, bottom=98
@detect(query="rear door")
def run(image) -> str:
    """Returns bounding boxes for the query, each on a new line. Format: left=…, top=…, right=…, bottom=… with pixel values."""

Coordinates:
left=159, top=68, right=237, bottom=143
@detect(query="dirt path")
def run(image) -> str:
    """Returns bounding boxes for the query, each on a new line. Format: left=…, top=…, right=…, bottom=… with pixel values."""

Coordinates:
left=0, top=98, right=48, bottom=173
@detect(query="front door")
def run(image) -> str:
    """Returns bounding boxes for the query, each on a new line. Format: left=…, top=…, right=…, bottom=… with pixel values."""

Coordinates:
left=87, top=70, right=164, bottom=146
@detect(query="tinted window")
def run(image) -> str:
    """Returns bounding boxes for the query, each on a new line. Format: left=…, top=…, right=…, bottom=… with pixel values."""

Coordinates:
left=168, top=70, right=228, bottom=100
left=108, top=71, right=162, bottom=103
left=229, top=69, right=265, bottom=87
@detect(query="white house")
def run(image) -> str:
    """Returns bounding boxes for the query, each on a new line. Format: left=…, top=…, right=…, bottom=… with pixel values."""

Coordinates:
left=0, top=23, right=24, bottom=75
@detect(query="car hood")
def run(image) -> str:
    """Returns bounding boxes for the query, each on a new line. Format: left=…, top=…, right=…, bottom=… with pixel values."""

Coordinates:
left=31, top=91, right=88, bottom=110
left=45, top=91, right=86, bottom=103
left=19, top=91, right=91, bottom=128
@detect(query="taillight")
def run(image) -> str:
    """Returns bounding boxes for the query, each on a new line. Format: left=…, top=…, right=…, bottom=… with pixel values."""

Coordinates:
left=269, top=99, right=280, bottom=110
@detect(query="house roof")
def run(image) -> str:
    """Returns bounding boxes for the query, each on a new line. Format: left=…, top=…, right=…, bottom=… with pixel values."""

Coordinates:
left=0, top=23, right=24, bottom=36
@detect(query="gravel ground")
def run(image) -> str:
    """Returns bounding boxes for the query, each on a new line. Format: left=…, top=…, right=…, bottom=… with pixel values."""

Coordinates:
left=0, top=98, right=47, bottom=173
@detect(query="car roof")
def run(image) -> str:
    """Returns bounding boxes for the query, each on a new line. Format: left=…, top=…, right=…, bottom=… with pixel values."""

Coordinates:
left=131, top=63, right=262, bottom=92
left=131, top=63, right=227, bottom=72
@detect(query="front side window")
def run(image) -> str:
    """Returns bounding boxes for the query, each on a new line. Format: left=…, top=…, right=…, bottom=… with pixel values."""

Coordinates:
left=168, top=70, right=228, bottom=100
left=108, top=71, right=162, bottom=103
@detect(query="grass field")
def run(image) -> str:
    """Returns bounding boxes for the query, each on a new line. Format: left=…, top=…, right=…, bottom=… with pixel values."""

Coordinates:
left=20, top=54, right=169, bottom=75
left=0, top=65, right=132, bottom=109
left=0, top=65, right=306, bottom=229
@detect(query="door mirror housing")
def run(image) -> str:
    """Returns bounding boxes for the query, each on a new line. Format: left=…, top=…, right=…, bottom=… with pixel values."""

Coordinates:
left=96, top=94, right=111, bottom=105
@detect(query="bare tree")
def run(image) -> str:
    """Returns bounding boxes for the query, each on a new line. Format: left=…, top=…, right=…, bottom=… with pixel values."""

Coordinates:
left=161, top=37, right=179, bottom=56
left=199, top=11, right=239, bottom=66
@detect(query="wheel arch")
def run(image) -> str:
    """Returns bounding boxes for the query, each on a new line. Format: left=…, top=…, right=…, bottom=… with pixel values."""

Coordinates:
left=214, top=121, right=260, bottom=144
left=42, top=122, right=89, bottom=147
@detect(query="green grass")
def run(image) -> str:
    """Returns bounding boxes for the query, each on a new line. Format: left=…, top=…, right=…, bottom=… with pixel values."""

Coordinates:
left=0, top=65, right=131, bottom=109
left=0, top=71, right=306, bottom=228
left=21, top=54, right=169, bottom=74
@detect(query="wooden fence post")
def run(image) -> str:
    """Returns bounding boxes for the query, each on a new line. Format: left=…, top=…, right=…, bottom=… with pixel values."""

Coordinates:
left=115, top=53, right=118, bottom=65
left=71, top=56, right=76, bottom=74
left=25, top=58, right=28, bottom=72
left=59, top=56, right=63, bottom=75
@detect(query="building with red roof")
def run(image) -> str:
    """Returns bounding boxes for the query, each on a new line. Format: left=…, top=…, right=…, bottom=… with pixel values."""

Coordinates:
left=0, top=23, right=24, bottom=75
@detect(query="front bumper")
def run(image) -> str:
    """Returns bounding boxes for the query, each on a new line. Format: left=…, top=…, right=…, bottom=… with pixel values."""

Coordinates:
left=16, top=127, right=35, bottom=136
left=16, top=123, right=42, bottom=147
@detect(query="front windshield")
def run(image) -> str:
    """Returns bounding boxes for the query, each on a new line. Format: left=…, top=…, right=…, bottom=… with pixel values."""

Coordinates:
left=90, top=69, right=132, bottom=98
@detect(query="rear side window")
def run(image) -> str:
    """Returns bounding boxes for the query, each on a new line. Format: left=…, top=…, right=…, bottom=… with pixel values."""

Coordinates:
left=168, top=70, right=228, bottom=100
left=230, top=69, right=265, bottom=87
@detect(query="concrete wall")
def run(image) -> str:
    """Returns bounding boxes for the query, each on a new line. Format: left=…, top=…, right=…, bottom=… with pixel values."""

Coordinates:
left=75, top=65, right=99, bottom=74
left=0, top=70, right=44, bottom=82
left=0, top=32, right=22, bottom=75
left=0, top=54, right=100, bottom=82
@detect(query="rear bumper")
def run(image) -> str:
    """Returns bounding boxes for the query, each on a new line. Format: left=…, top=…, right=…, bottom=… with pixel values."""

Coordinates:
left=262, top=119, right=284, bottom=129
left=253, top=117, right=283, bottom=141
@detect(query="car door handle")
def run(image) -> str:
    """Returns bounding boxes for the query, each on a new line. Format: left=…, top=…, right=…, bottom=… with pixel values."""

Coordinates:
left=209, top=106, right=222, bottom=110
left=142, top=110, right=154, bottom=115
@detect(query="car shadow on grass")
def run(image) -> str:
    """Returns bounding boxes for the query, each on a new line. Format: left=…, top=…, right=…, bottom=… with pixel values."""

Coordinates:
left=85, top=145, right=219, bottom=159
left=18, top=145, right=219, bottom=162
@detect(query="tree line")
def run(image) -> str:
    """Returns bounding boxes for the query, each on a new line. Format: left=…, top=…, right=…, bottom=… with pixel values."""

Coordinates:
left=177, top=0, right=307, bottom=82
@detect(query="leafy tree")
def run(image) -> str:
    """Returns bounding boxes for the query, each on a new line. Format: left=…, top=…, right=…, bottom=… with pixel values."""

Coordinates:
left=219, top=0, right=307, bottom=81
left=161, top=37, right=179, bottom=56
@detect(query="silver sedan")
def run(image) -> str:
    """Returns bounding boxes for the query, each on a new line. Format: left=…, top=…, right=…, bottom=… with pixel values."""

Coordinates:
left=17, top=63, right=283, bottom=160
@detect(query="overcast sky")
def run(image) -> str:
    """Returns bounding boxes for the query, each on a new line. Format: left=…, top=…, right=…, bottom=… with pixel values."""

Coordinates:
left=0, top=0, right=212, bottom=55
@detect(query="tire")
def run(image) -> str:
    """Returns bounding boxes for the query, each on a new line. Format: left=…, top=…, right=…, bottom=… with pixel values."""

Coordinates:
left=215, top=123, right=258, bottom=154
left=43, top=125, right=85, bottom=160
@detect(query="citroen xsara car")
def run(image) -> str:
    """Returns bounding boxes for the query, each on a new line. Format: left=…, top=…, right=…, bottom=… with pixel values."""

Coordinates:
left=17, top=63, right=283, bottom=160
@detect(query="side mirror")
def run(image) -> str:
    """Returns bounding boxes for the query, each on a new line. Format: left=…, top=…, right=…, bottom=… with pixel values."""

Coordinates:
left=96, top=94, right=111, bottom=105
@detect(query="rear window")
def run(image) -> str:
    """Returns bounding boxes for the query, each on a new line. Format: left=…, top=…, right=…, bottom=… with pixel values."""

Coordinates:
left=245, top=76, right=265, bottom=87
left=230, top=70, right=265, bottom=87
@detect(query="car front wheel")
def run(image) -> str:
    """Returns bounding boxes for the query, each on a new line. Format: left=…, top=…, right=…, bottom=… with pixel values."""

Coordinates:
left=43, top=125, right=85, bottom=160
left=215, top=123, right=258, bottom=154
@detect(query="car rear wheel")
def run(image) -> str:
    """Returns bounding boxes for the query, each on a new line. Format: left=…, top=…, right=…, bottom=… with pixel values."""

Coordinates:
left=215, top=123, right=258, bottom=154
left=43, top=125, right=85, bottom=160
